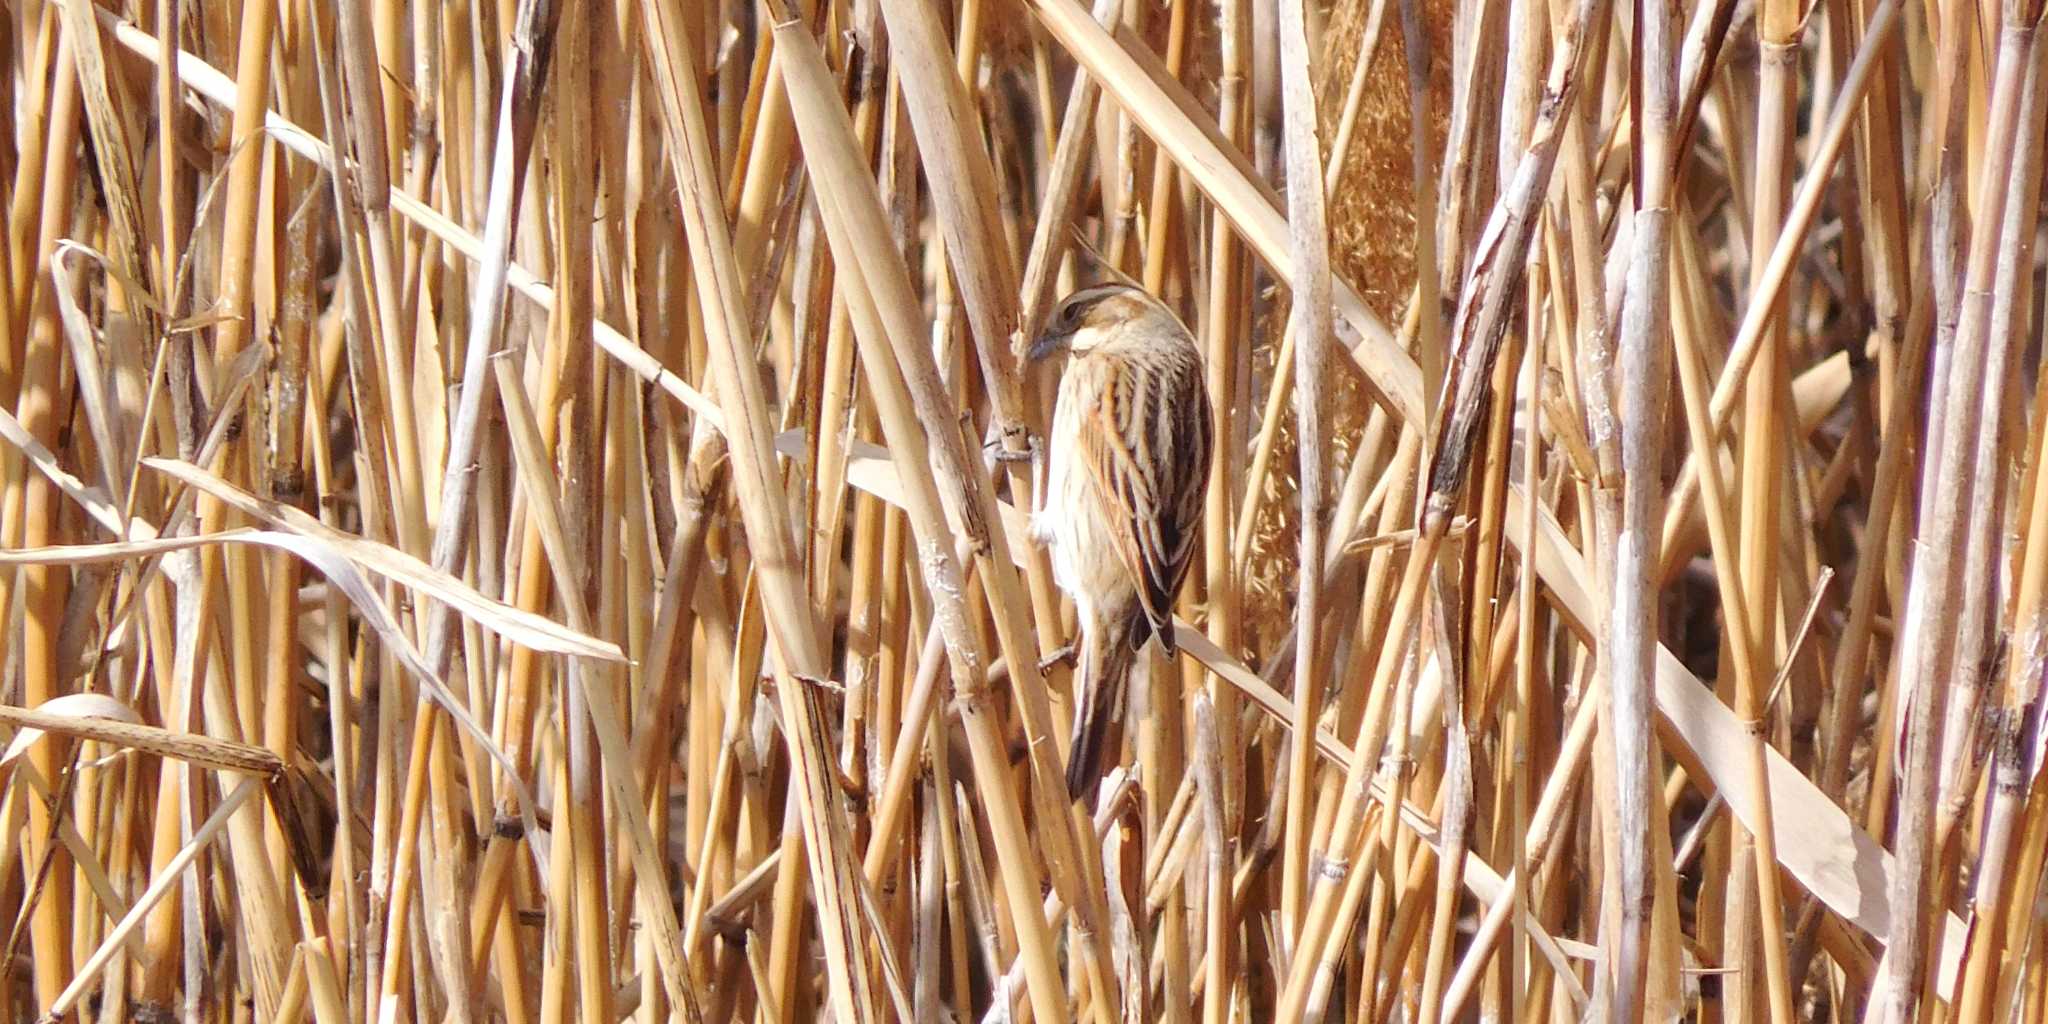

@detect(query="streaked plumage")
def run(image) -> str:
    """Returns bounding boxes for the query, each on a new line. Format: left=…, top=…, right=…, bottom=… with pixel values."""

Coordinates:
left=1028, top=283, right=1213, bottom=800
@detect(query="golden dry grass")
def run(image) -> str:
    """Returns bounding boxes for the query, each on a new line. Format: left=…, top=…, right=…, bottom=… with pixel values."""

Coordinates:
left=1, top=0, right=2046, bottom=1021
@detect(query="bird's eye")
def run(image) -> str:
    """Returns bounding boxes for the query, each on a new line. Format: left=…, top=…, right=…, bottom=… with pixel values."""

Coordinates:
left=1058, top=302, right=1082, bottom=329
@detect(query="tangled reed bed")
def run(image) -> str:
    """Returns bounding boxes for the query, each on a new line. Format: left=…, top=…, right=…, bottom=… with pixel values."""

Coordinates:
left=1, top=0, right=2046, bottom=1020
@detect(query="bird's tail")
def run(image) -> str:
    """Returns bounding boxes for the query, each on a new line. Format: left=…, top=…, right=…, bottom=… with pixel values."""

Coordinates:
left=1065, top=627, right=1137, bottom=802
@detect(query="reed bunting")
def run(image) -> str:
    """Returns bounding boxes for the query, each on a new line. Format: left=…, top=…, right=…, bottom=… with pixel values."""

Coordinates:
left=1027, top=282, right=1213, bottom=800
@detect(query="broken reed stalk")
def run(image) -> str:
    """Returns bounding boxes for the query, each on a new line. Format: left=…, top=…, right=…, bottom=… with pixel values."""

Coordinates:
left=4, top=0, right=2048, bottom=1020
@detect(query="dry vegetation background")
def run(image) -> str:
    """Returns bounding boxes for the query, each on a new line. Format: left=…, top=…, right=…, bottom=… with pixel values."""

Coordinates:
left=0, top=0, right=2046, bottom=1020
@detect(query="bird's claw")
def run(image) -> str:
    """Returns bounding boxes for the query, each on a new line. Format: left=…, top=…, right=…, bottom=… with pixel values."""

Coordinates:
left=987, top=433, right=1043, bottom=465
left=1037, top=644, right=1077, bottom=674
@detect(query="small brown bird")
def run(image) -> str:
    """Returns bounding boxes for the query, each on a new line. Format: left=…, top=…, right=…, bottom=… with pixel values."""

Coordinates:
left=1028, top=282, right=1213, bottom=800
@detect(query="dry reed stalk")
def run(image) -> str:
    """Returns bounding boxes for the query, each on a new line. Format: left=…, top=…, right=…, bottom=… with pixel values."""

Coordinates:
left=1603, top=0, right=1680, bottom=1015
left=1198, top=0, right=1253, bottom=1013
left=6, top=23, right=83, bottom=1017
left=1273, top=0, right=1333, bottom=951
left=1954, top=26, right=2048, bottom=1020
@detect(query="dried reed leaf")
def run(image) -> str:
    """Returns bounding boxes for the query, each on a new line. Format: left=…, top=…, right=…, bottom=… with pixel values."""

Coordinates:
left=138, top=457, right=624, bottom=662
left=0, top=695, right=278, bottom=779
left=1510, top=485, right=1970, bottom=998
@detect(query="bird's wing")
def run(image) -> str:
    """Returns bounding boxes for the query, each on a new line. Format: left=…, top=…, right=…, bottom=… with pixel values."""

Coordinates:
left=1078, top=353, right=1212, bottom=652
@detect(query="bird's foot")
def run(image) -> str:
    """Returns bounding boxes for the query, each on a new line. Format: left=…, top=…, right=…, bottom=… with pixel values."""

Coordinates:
left=987, top=433, right=1043, bottom=465
left=1037, top=643, right=1077, bottom=674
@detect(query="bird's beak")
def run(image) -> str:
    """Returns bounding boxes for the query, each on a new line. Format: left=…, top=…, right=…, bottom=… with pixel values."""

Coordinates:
left=1026, top=329, right=1070, bottom=363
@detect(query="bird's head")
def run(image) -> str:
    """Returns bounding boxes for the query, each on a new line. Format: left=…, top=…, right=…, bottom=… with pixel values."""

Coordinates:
left=1026, top=283, right=1171, bottom=362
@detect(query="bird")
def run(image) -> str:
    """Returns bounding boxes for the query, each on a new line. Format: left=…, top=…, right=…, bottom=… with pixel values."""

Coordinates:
left=1026, top=282, right=1214, bottom=801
